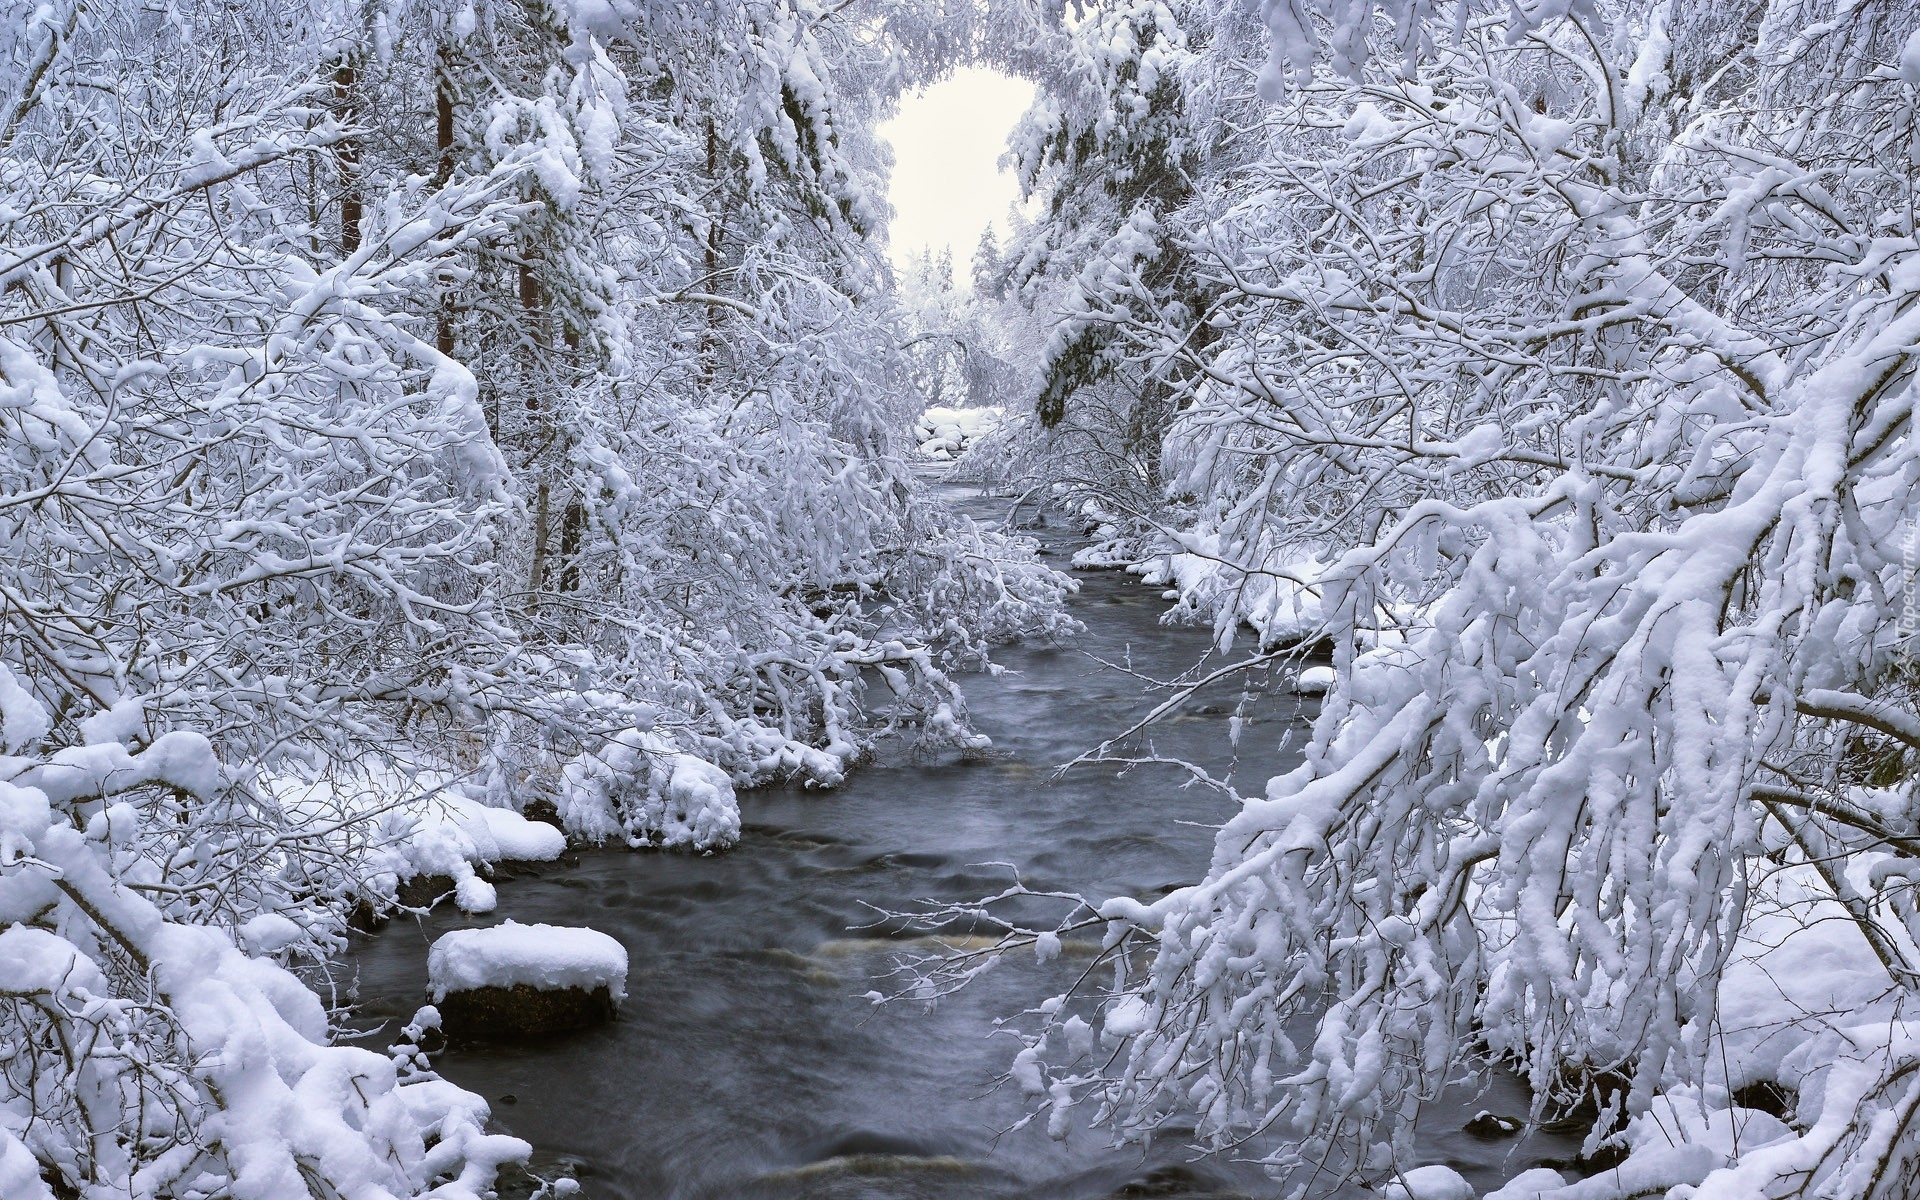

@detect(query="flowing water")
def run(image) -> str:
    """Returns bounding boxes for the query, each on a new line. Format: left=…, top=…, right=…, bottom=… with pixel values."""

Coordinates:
left=347, top=485, right=1581, bottom=1199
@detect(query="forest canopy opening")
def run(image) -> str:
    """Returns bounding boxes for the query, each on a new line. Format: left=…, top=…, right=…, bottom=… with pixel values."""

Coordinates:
left=879, top=65, right=1034, bottom=272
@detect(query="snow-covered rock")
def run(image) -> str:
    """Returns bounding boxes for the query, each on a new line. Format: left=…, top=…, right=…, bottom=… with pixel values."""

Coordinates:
left=384, top=793, right=568, bottom=914
left=1071, top=539, right=1141, bottom=569
left=1481, top=1169, right=1565, bottom=1200
left=1293, top=665, right=1336, bottom=695
left=913, top=405, right=1003, bottom=459
left=1377, top=1164, right=1474, bottom=1200
left=1627, top=1094, right=1793, bottom=1160
left=429, top=921, right=628, bottom=1039
left=428, top=921, right=628, bottom=1002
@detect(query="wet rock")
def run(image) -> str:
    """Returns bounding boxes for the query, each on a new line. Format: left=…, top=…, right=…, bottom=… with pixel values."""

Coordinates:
left=521, top=797, right=564, bottom=830
left=1539, top=1140, right=1629, bottom=1178
left=1464, top=1110, right=1524, bottom=1138
left=1731, top=1078, right=1797, bottom=1120
left=437, top=981, right=617, bottom=1039
left=395, top=872, right=456, bottom=908
left=347, top=898, right=387, bottom=932
left=1111, top=1165, right=1248, bottom=1197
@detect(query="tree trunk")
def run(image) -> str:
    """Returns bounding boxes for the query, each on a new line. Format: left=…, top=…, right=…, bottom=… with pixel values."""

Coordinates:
left=334, top=56, right=361, bottom=256
left=528, top=481, right=551, bottom=610
left=559, top=500, right=586, bottom=592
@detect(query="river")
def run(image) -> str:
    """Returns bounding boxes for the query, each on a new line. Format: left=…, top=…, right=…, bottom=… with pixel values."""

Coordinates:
left=346, top=485, right=1581, bottom=1199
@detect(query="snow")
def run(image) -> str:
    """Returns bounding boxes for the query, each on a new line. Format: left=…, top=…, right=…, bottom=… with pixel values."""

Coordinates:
left=914, top=404, right=1003, bottom=459
left=239, top=912, right=307, bottom=955
left=0, top=662, right=50, bottom=752
left=1627, top=1094, right=1793, bottom=1160
left=1707, top=864, right=1896, bottom=1086
left=558, top=728, right=742, bottom=850
left=0, top=924, right=109, bottom=999
left=413, top=794, right=567, bottom=865
left=0, top=779, right=50, bottom=865
left=13, top=730, right=223, bottom=805
left=1103, top=994, right=1154, bottom=1039
left=428, top=920, right=629, bottom=1002
left=1377, top=1164, right=1474, bottom=1200
left=1293, top=665, right=1335, bottom=695
left=1482, top=1170, right=1566, bottom=1200
left=0, top=1130, right=51, bottom=1200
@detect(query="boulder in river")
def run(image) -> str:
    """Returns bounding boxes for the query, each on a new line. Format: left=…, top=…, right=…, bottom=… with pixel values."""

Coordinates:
left=1376, top=1164, right=1474, bottom=1200
left=1463, top=1110, right=1524, bottom=1138
left=428, top=920, right=627, bottom=1039
left=1482, top=1169, right=1568, bottom=1200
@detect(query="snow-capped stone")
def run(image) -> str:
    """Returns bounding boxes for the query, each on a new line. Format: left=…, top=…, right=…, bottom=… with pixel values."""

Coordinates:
left=428, top=921, right=628, bottom=1003
left=1482, top=1169, right=1566, bottom=1200
left=913, top=404, right=1003, bottom=458
left=382, top=793, right=568, bottom=914
left=1378, top=1164, right=1474, bottom=1200
left=1293, top=665, right=1336, bottom=695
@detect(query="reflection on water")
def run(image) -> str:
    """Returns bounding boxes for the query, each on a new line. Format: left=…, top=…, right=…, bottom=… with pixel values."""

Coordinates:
left=346, top=484, right=1578, bottom=1199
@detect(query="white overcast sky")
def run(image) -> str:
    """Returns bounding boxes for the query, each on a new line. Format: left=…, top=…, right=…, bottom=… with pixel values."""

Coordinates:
left=879, top=67, right=1035, bottom=275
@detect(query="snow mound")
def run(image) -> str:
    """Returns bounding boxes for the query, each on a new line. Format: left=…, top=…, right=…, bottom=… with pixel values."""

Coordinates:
left=403, top=794, right=565, bottom=868
left=1482, top=1169, right=1564, bottom=1200
left=1132, top=531, right=1330, bottom=648
left=1071, top=539, right=1141, bottom=569
left=0, top=1128, right=50, bottom=1200
left=1293, top=664, right=1336, bottom=695
left=914, top=404, right=1002, bottom=459
left=1377, top=1164, right=1473, bottom=1200
left=428, top=921, right=628, bottom=1002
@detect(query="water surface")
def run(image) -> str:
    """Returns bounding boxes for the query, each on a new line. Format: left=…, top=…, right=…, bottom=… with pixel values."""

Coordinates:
left=348, top=485, right=1577, bottom=1199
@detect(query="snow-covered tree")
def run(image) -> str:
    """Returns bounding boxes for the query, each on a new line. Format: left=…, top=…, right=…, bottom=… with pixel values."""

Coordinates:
left=443, top=0, right=1079, bottom=837
left=0, top=0, right=1076, bottom=1191
left=981, top=2, right=1920, bottom=1198
left=0, top=0, right=556, bottom=1190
